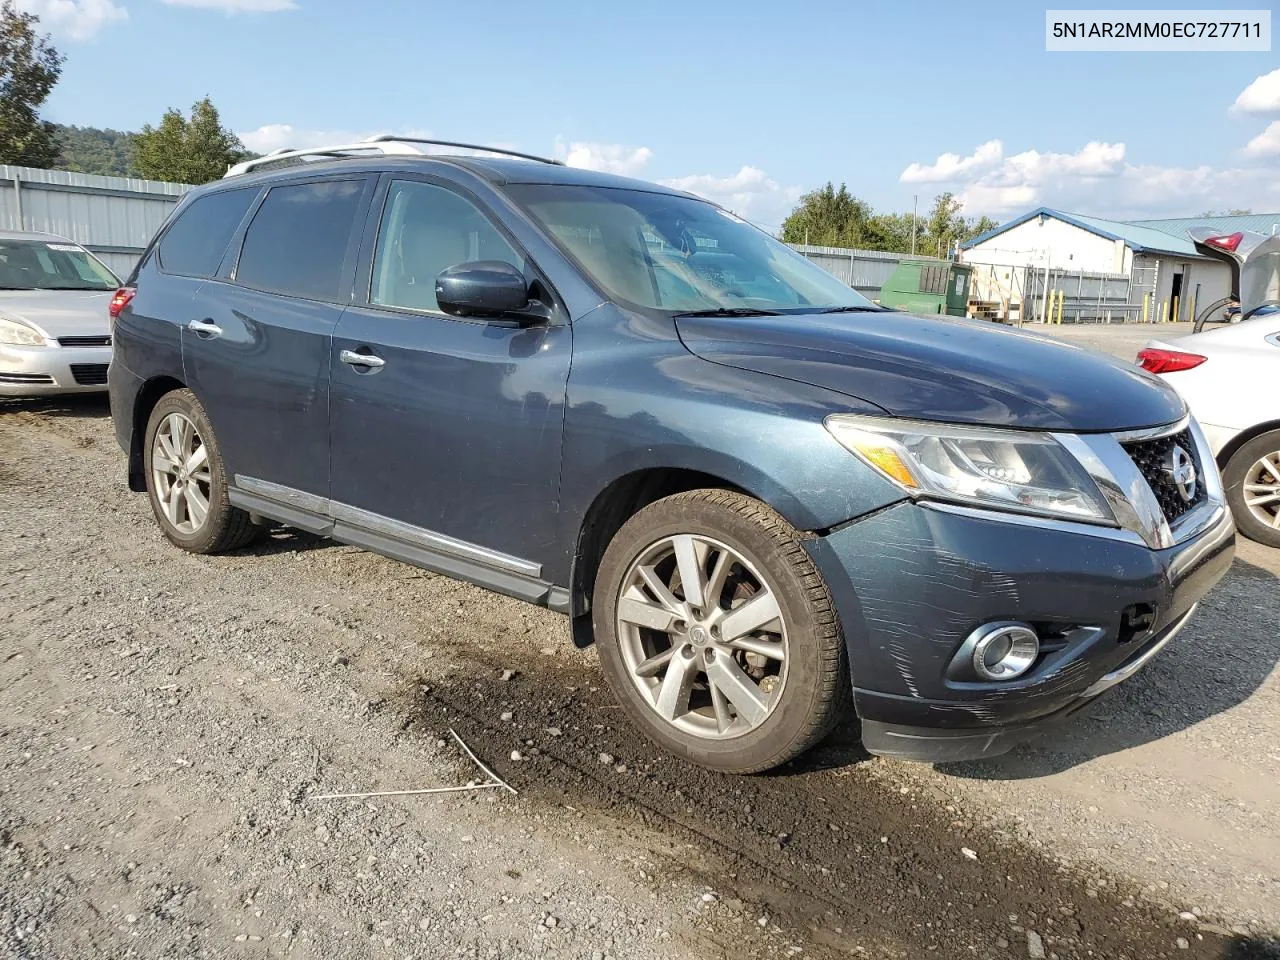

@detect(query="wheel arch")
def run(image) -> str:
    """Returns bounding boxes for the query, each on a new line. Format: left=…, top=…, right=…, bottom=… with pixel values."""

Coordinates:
left=566, top=466, right=753, bottom=648
left=127, top=375, right=187, bottom=492
left=1216, top=418, right=1280, bottom=470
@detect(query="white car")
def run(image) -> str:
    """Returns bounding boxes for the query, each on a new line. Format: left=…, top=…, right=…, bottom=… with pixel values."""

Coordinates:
left=1141, top=314, right=1280, bottom=547
left=0, top=230, right=121, bottom=396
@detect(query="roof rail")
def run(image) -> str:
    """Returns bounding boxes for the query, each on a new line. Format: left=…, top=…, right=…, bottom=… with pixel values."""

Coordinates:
left=224, top=136, right=563, bottom=178
left=363, top=135, right=562, bottom=166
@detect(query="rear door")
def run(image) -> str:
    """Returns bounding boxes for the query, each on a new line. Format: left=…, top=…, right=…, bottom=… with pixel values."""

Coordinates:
left=125, top=185, right=262, bottom=407
left=329, top=175, right=571, bottom=574
left=182, top=175, right=373, bottom=499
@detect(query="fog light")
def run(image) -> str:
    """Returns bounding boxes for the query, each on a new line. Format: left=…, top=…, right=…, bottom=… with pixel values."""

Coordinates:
left=970, top=623, right=1040, bottom=681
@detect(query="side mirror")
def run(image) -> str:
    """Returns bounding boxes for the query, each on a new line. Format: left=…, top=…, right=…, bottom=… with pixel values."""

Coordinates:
left=435, top=260, right=532, bottom=320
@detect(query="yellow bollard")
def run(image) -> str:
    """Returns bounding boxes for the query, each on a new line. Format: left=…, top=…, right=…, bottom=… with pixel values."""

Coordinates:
left=1171, top=295, right=1179, bottom=324
left=1056, top=289, right=1065, bottom=324
left=1142, top=293, right=1150, bottom=324
left=1159, top=300, right=1168, bottom=323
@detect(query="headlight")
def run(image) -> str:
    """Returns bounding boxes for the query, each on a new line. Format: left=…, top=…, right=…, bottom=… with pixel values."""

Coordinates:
left=824, top=414, right=1114, bottom=525
left=0, top=317, right=48, bottom=347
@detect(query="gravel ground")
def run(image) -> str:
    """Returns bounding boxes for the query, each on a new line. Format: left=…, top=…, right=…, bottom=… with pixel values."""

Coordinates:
left=1020, top=320, right=1195, bottom=360
left=1, top=353, right=1277, bottom=959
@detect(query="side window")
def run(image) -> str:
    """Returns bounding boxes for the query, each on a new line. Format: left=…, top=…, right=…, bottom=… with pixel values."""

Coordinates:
left=158, top=188, right=258, bottom=278
left=236, top=180, right=365, bottom=301
left=370, top=180, right=523, bottom=313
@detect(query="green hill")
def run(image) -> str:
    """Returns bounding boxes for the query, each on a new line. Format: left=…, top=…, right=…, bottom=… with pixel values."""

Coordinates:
left=52, top=124, right=138, bottom=178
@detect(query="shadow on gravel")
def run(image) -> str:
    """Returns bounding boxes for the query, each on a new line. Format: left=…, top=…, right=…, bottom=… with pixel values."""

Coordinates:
left=764, top=716, right=871, bottom=775
left=938, top=556, right=1280, bottom=781
left=0, top=394, right=111, bottom=419
left=237, top=527, right=334, bottom=557
left=1228, top=941, right=1280, bottom=960
left=402, top=650, right=1280, bottom=960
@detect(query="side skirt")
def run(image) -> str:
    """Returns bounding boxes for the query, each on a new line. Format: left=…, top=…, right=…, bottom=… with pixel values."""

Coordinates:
left=229, top=478, right=572, bottom=614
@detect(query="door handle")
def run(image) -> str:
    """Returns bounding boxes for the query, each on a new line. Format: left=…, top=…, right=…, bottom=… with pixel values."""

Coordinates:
left=340, top=349, right=385, bottom=369
left=187, top=319, right=222, bottom=338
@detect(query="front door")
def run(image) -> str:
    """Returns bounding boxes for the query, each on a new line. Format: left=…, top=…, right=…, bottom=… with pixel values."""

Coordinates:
left=183, top=176, right=371, bottom=497
left=329, top=177, right=571, bottom=574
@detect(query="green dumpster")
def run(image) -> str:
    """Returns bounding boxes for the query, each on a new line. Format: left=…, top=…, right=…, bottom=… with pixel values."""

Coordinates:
left=878, top=260, right=972, bottom=317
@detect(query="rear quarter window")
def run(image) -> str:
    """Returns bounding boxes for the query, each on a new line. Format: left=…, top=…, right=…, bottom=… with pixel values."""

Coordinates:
left=234, top=179, right=366, bottom=302
left=157, top=187, right=259, bottom=278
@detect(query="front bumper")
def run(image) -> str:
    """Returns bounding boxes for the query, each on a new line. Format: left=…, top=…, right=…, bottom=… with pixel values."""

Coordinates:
left=805, top=498, right=1236, bottom=763
left=0, top=343, right=112, bottom=395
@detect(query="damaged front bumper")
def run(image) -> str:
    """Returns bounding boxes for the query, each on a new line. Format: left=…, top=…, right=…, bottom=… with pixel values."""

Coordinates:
left=804, top=496, right=1236, bottom=764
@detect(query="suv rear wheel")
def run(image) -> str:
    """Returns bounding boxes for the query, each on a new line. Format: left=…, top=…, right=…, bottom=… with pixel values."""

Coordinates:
left=1223, top=429, right=1280, bottom=547
left=593, top=489, right=848, bottom=773
left=144, top=389, right=261, bottom=553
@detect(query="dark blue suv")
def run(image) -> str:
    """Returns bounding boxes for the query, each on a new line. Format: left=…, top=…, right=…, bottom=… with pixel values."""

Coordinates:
left=108, top=139, right=1235, bottom=773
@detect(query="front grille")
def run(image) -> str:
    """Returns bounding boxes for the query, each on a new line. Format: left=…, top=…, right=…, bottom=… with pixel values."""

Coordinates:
left=0, top=372, right=55, bottom=384
left=69, top=363, right=109, bottom=386
left=1121, top=427, right=1206, bottom=524
left=57, top=335, right=112, bottom=348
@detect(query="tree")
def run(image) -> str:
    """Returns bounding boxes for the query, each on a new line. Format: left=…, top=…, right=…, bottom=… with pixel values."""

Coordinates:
left=917, top=191, right=967, bottom=257
left=780, top=182, right=875, bottom=248
left=134, top=97, right=245, bottom=184
left=967, top=215, right=998, bottom=239
left=53, top=124, right=137, bottom=177
left=780, top=187, right=1001, bottom=257
left=0, top=0, right=64, bottom=167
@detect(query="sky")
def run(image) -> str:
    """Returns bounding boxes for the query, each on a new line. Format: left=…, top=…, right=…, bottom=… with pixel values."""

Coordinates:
left=19, top=0, right=1280, bottom=233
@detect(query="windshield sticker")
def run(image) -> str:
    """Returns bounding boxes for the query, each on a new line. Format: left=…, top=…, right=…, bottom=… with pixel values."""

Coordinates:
left=46, top=243, right=83, bottom=252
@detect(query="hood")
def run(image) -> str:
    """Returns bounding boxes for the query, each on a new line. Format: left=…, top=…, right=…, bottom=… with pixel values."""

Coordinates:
left=675, top=311, right=1185, bottom=432
left=0, top=289, right=113, bottom=339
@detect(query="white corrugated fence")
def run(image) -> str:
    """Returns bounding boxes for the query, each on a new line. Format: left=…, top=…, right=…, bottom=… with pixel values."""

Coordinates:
left=0, top=165, right=192, bottom=278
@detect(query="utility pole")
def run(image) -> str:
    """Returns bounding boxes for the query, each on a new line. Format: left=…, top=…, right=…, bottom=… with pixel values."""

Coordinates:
left=910, top=194, right=918, bottom=256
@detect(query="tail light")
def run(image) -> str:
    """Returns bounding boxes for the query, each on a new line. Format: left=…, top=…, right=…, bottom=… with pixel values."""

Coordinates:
left=1204, top=232, right=1243, bottom=252
left=108, top=287, right=135, bottom=321
left=1137, top=347, right=1207, bottom=374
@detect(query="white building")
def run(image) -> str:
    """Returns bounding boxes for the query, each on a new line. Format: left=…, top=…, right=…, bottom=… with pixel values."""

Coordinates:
left=959, top=208, right=1279, bottom=323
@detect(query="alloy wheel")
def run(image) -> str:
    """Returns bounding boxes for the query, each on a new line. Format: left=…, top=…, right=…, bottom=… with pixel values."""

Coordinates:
left=615, top=534, right=788, bottom=740
left=1243, top=450, right=1280, bottom=530
left=151, top=412, right=213, bottom=535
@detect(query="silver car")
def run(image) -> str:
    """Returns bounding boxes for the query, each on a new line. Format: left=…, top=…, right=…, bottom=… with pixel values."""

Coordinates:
left=0, top=230, right=121, bottom=396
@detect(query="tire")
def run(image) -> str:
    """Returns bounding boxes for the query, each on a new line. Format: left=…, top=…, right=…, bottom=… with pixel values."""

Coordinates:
left=592, top=489, right=849, bottom=774
left=143, top=389, right=262, bottom=554
left=1223, top=429, right=1280, bottom=548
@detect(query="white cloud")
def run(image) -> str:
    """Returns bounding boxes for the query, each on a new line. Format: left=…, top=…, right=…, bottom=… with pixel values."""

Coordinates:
left=894, top=138, right=1274, bottom=219
left=1232, top=68, right=1280, bottom=114
left=553, top=139, right=653, bottom=176
left=1243, top=120, right=1280, bottom=158
left=13, top=0, right=127, bottom=41
left=238, top=125, right=431, bottom=154
left=161, top=0, right=296, bottom=10
left=901, top=139, right=1003, bottom=184
left=660, top=166, right=803, bottom=231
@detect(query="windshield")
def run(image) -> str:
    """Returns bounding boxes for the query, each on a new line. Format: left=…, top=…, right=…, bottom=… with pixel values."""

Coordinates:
left=507, top=184, right=878, bottom=314
left=0, top=239, right=119, bottom=291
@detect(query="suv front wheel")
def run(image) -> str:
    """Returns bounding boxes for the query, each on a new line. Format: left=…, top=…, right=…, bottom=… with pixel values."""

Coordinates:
left=593, top=489, right=849, bottom=773
left=143, top=389, right=262, bottom=554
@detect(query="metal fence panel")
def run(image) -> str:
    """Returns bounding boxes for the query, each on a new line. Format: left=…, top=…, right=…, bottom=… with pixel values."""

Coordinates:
left=0, top=165, right=190, bottom=277
left=789, top=243, right=944, bottom=297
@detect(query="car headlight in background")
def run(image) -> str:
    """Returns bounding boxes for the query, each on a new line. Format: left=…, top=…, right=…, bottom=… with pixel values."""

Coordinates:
left=0, top=317, right=48, bottom=347
left=824, top=414, right=1114, bottom=525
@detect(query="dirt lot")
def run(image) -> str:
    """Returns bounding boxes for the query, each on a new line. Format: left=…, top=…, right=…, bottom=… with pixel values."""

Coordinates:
left=1, top=331, right=1277, bottom=959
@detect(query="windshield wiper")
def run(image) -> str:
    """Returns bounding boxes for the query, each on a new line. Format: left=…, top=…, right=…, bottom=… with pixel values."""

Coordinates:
left=671, top=307, right=783, bottom=318
left=818, top=305, right=884, bottom=313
